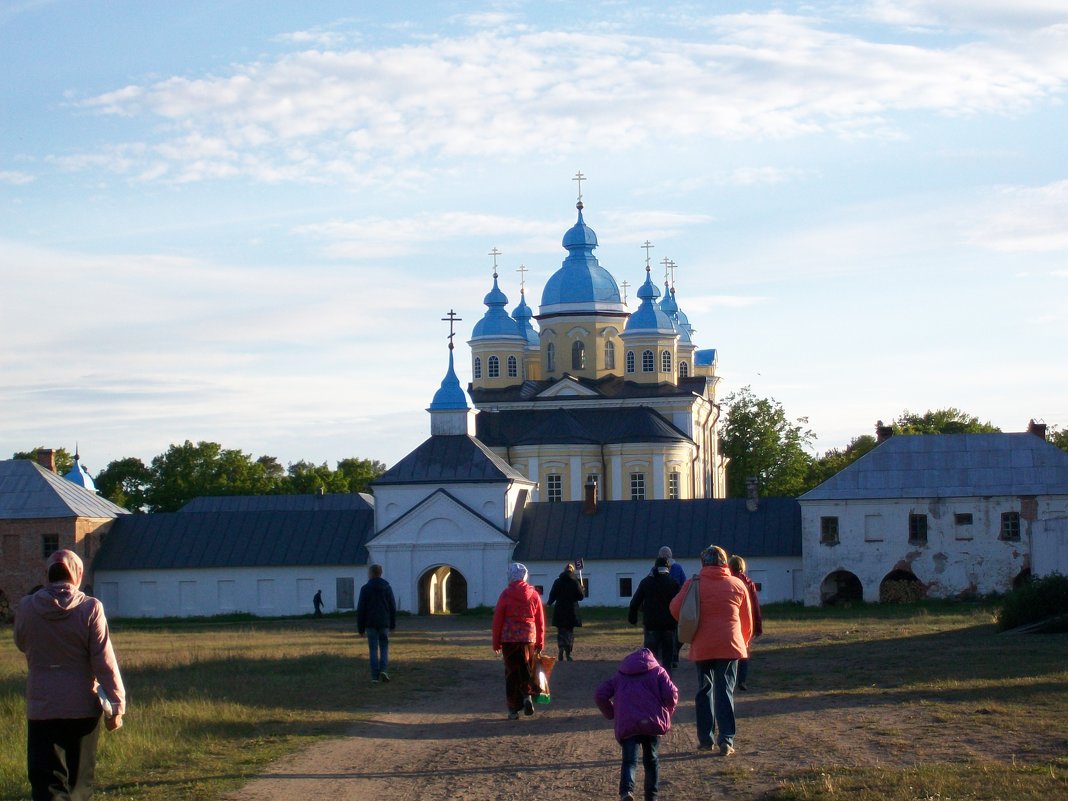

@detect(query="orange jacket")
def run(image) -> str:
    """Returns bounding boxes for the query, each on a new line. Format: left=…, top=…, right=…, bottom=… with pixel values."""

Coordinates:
left=669, top=565, right=752, bottom=662
left=492, top=580, right=546, bottom=651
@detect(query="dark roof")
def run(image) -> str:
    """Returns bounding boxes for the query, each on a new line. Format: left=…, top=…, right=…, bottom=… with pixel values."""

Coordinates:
left=469, top=373, right=712, bottom=404
left=373, top=435, right=531, bottom=486
left=180, top=493, right=373, bottom=513
left=93, top=509, right=374, bottom=571
left=511, top=497, right=801, bottom=562
left=0, top=459, right=129, bottom=520
left=800, top=432, right=1068, bottom=501
left=476, top=407, right=691, bottom=448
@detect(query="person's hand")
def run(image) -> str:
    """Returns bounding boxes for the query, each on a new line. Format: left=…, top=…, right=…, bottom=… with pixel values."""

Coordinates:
left=106, top=714, right=123, bottom=731
left=493, top=648, right=501, bottom=656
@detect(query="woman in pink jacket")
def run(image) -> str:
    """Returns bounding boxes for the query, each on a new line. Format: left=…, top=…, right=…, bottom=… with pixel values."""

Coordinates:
left=491, top=563, right=546, bottom=719
left=15, top=549, right=126, bottom=801
left=669, top=545, right=752, bottom=756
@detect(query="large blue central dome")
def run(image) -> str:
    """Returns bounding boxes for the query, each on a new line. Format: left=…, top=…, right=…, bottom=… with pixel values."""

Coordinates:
left=539, top=203, right=626, bottom=315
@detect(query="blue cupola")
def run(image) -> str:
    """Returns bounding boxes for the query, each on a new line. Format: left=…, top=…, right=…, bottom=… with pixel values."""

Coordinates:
left=63, top=450, right=98, bottom=493
left=430, top=325, right=476, bottom=435
left=471, top=273, right=524, bottom=340
left=624, top=269, right=676, bottom=334
left=539, top=202, right=627, bottom=315
left=659, top=282, right=692, bottom=344
left=430, top=348, right=469, bottom=411
left=511, top=289, right=540, bottom=348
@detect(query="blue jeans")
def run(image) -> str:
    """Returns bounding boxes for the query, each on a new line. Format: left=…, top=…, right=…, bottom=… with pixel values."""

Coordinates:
left=695, top=658, right=738, bottom=748
left=366, top=627, right=390, bottom=679
left=643, top=629, right=675, bottom=675
left=620, top=734, right=659, bottom=800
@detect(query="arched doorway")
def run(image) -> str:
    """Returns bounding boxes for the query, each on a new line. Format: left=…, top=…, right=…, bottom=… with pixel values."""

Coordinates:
left=820, top=570, right=863, bottom=606
left=418, top=565, right=469, bottom=615
left=879, top=569, right=925, bottom=603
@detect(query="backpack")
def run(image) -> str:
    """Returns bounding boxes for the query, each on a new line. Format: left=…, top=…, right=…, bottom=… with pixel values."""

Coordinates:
left=676, top=576, right=701, bottom=644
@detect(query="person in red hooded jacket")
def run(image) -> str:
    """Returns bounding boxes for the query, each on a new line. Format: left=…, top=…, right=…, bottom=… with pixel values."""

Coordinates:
left=15, top=549, right=126, bottom=801
left=492, top=563, right=545, bottom=719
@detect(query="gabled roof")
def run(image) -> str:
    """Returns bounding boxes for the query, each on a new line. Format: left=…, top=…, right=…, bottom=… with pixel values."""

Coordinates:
left=476, top=407, right=692, bottom=448
left=372, top=434, right=532, bottom=486
left=0, top=459, right=129, bottom=520
left=511, top=497, right=801, bottom=562
left=180, top=493, right=374, bottom=513
left=470, top=372, right=711, bottom=404
left=372, top=487, right=515, bottom=543
left=800, top=432, right=1068, bottom=501
left=93, top=508, right=373, bottom=571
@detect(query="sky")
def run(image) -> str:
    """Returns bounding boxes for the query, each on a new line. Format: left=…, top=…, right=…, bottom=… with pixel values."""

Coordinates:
left=2, top=0, right=1067, bottom=478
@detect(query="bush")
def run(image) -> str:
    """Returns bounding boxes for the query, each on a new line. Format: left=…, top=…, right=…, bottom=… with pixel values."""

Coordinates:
left=997, top=573, right=1068, bottom=631
left=879, top=579, right=926, bottom=604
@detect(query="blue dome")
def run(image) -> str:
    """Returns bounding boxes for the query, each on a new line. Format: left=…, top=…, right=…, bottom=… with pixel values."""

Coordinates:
left=429, top=350, right=469, bottom=410
left=625, top=270, right=676, bottom=333
left=659, top=282, right=678, bottom=315
left=472, top=273, right=524, bottom=340
left=540, top=204, right=626, bottom=314
left=511, top=290, right=540, bottom=347
left=63, top=454, right=97, bottom=493
left=659, top=284, right=692, bottom=343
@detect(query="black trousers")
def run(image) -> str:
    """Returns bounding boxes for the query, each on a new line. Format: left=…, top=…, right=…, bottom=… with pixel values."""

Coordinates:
left=27, top=716, right=101, bottom=801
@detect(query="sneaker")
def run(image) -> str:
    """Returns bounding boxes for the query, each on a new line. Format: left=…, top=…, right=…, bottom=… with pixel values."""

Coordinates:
left=621, top=793, right=634, bottom=801
left=718, top=743, right=735, bottom=757
left=697, top=742, right=715, bottom=751
left=507, top=711, right=519, bottom=720
left=379, top=671, right=390, bottom=683
left=371, top=678, right=380, bottom=684
left=523, top=696, right=535, bottom=716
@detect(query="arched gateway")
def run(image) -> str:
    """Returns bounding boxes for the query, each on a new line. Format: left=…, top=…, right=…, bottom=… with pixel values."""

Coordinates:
left=418, top=565, right=469, bottom=615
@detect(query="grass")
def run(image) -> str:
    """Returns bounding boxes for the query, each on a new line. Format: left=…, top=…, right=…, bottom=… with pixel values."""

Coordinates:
left=1, top=601, right=1066, bottom=800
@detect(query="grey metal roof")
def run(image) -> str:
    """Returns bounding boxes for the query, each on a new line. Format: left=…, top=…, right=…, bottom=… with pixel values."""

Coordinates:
left=511, top=497, right=801, bottom=562
left=476, top=407, right=691, bottom=448
left=180, top=493, right=373, bottom=513
left=800, top=433, right=1068, bottom=501
left=92, top=509, right=373, bottom=571
left=372, top=435, right=532, bottom=486
left=0, top=459, right=129, bottom=520
left=470, top=373, right=711, bottom=405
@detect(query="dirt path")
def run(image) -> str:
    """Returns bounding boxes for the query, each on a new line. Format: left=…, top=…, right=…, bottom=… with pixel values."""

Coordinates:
left=225, top=618, right=1044, bottom=801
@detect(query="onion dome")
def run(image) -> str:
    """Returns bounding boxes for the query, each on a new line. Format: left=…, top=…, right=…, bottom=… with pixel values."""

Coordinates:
left=511, top=289, right=540, bottom=347
left=429, top=348, right=469, bottom=411
left=659, top=282, right=692, bottom=344
left=539, top=202, right=626, bottom=315
left=471, top=273, right=524, bottom=340
left=624, top=267, right=676, bottom=334
left=63, top=451, right=97, bottom=493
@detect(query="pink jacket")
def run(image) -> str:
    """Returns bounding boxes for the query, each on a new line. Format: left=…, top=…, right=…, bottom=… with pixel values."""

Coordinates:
left=595, top=648, right=678, bottom=743
left=670, top=565, right=753, bottom=662
left=492, top=580, right=545, bottom=651
left=14, top=583, right=126, bottom=720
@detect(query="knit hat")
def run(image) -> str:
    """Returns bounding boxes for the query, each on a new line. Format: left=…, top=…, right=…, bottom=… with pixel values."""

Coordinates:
left=508, top=563, right=528, bottom=583
left=700, top=545, right=728, bottom=566
left=658, top=546, right=672, bottom=561
left=47, top=549, right=84, bottom=587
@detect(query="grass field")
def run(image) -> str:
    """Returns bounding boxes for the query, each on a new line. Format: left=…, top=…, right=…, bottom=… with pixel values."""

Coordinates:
left=0, top=601, right=1065, bottom=800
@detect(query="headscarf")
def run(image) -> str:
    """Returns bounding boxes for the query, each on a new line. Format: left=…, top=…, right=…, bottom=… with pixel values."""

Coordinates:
left=658, top=546, right=673, bottom=561
left=700, top=545, right=728, bottom=566
left=508, top=563, right=528, bottom=583
left=47, top=549, right=84, bottom=587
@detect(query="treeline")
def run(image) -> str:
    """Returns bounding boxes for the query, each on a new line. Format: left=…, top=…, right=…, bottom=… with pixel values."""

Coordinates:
left=15, top=441, right=386, bottom=513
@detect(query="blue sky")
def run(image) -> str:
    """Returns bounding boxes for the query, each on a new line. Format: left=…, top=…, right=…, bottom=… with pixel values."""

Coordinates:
left=2, top=0, right=1066, bottom=476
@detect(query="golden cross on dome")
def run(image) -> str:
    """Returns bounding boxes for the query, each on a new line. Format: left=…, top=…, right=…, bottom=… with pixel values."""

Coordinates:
left=441, top=309, right=463, bottom=351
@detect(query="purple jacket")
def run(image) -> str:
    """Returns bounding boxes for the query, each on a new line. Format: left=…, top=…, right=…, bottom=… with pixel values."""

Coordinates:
left=595, top=648, right=678, bottom=742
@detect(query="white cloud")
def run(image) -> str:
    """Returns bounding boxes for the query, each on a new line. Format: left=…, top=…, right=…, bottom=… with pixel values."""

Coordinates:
left=0, top=170, right=34, bottom=185
left=968, top=179, right=1068, bottom=253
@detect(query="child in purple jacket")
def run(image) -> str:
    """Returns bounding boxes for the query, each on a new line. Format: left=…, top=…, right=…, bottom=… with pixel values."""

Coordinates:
left=596, top=648, right=679, bottom=801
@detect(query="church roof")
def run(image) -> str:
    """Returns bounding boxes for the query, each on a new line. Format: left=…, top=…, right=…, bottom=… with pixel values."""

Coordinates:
left=624, top=269, right=677, bottom=334
left=93, top=508, right=373, bottom=570
left=429, top=349, right=469, bottom=411
left=372, top=434, right=531, bottom=486
left=470, top=372, right=712, bottom=404
left=471, top=273, right=524, bottom=340
left=180, top=493, right=374, bottom=512
left=539, top=203, right=626, bottom=315
left=476, top=407, right=692, bottom=448
left=800, top=432, right=1068, bottom=501
left=511, top=497, right=801, bottom=562
left=64, top=454, right=98, bottom=492
left=0, top=459, right=129, bottom=520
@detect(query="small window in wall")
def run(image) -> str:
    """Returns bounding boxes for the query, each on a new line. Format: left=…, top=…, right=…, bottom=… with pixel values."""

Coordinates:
left=661, top=350, right=672, bottom=373
left=679, top=361, right=689, bottom=377
left=668, top=471, right=681, bottom=500
left=547, top=342, right=555, bottom=372
left=820, top=516, right=839, bottom=545
left=473, top=357, right=482, bottom=379
left=488, top=355, right=500, bottom=378
left=909, top=513, right=928, bottom=544
left=532, top=584, right=544, bottom=596
left=626, top=350, right=635, bottom=373
left=336, top=577, right=356, bottom=610
left=547, top=473, right=562, bottom=502
left=572, top=340, right=585, bottom=370
left=642, top=350, right=654, bottom=372
left=586, top=473, right=600, bottom=487
left=630, top=472, right=646, bottom=500
left=604, top=340, right=616, bottom=370
left=1000, top=511, right=1021, bottom=541
left=955, top=512, right=973, bottom=525
left=864, top=514, right=883, bottom=542
left=618, top=576, right=633, bottom=598
left=41, top=533, right=59, bottom=559
left=507, top=355, right=518, bottom=378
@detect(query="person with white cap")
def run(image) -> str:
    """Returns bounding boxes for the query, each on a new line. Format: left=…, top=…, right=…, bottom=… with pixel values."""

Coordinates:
left=491, top=563, right=546, bottom=719
left=15, top=549, right=126, bottom=800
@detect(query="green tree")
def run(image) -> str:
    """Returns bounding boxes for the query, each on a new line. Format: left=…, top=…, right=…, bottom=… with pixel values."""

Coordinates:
left=720, top=386, right=815, bottom=498
left=335, top=457, right=387, bottom=493
left=12, top=447, right=74, bottom=475
left=806, top=434, right=877, bottom=490
left=145, top=441, right=280, bottom=512
left=94, top=457, right=152, bottom=512
left=1048, top=426, right=1068, bottom=453
left=893, top=408, right=1000, bottom=435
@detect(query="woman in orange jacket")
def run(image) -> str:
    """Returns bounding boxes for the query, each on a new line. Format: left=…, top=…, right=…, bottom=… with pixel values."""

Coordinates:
left=492, top=563, right=546, bottom=720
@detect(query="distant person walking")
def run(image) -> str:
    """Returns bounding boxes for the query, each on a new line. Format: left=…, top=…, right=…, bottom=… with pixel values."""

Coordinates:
left=356, top=565, right=396, bottom=684
left=547, top=563, right=584, bottom=661
left=492, top=563, right=546, bottom=720
left=728, top=555, right=763, bottom=691
left=627, top=557, right=681, bottom=673
left=659, top=546, right=687, bottom=668
left=595, top=647, right=678, bottom=801
left=313, top=589, right=324, bottom=617
left=14, top=549, right=126, bottom=801
left=670, top=545, right=752, bottom=757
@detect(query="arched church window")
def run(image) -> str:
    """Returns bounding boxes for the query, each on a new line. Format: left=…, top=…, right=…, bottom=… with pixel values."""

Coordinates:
left=488, top=355, right=500, bottom=378
left=604, top=340, right=616, bottom=370
left=642, top=350, right=654, bottom=372
left=679, top=361, right=689, bottom=377
left=661, top=350, right=672, bottom=373
left=473, top=357, right=482, bottom=379
left=572, top=341, right=585, bottom=370
left=547, top=342, right=555, bottom=372
left=507, top=355, right=518, bottom=378
left=626, top=350, right=635, bottom=373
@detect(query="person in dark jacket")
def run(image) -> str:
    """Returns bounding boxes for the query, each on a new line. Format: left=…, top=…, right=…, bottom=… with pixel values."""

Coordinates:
left=628, top=557, right=681, bottom=674
left=546, top=563, right=584, bottom=661
left=728, top=555, right=763, bottom=691
left=312, top=589, right=324, bottom=617
left=659, top=546, right=686, bottom=668
left=356, top=565, right=396, bottom=683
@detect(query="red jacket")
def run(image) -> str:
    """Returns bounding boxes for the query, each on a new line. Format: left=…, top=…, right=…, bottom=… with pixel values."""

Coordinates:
left=669, top=565, right=752, bottom=662
left=734, top=571, right=763, bottom=637
left=492, top=580, right=545, bottom=651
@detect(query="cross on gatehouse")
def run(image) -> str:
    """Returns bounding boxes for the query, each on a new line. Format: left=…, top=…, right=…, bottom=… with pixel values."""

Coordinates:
left=573, top=171, right=586, bottom=203
left=441, top=309, right=463, bottom=351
